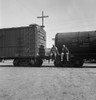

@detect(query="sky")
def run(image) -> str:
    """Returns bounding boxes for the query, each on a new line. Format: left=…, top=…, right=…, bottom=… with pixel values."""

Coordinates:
left=1, top=0, right=96, bottom=48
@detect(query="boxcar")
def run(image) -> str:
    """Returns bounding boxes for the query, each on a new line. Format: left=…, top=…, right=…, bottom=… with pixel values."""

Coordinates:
left=0, top=24, right=46, bottom=66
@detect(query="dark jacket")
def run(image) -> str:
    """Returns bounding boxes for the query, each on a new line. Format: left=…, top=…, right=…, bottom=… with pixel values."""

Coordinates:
left=62, top=46, right=69, bottom=54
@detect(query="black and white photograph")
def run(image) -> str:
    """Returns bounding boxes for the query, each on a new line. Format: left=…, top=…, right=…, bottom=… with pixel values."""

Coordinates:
left=0, top=0, right=96, bottom=100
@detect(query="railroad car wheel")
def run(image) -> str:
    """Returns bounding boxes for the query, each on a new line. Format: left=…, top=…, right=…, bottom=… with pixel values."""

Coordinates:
left=34, top=58, right=43, bottom=67
left=13, top=59, right=20, bottom=66
left=20, top=59, right=35, bottom=67
left=13, top=59, right=33, bottom=67
left=29, top=59, right=34, bottom=66
left=54, top=60, right=61, bottom=67
left=70, top=58, right=83, bottom=67
left=0, top=59, right=2, bottom=62
left=54, top=55, right=62, bottom=67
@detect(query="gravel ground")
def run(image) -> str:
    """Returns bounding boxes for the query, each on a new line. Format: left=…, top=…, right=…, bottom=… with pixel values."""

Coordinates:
left=0, top=62, right=96, bottom=100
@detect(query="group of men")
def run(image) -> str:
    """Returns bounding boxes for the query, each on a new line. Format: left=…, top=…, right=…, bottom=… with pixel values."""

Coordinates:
left=50, top=44, right=69, bottom=62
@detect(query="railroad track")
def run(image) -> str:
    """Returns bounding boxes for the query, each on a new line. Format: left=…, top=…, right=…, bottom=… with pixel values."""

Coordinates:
left=0, top=60, right=96, bottom=68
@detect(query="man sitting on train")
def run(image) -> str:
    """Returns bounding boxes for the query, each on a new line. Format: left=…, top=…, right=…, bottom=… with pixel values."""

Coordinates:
left=50, top=45, right=59, bottom=60
left=61, top=45, right=69, bottom=62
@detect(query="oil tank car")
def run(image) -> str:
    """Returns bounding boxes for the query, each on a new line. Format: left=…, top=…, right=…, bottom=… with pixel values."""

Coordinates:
left=55, top=31, right=96, bottom=67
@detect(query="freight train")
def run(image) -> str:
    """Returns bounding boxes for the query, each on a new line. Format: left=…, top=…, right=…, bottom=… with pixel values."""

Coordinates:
left=54, top=31, right=96, bottom=67
left=0, top=24, right=46, bottom=66
left=0, top=24, right=96, bottom=67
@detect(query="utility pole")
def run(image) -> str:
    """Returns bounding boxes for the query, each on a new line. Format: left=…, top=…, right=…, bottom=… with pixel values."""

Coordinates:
left=37, top=11, right=49, bottom=27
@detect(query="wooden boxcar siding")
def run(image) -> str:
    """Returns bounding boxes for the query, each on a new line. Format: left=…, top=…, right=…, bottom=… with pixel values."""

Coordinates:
left=17, top=27, right=36, bottom=57
left=35, top=26, right=46, bottom=55
left=0, top=29, right=18, bottom=57
left=37, top=26, right=46, bottom=47
left=0, top=26, right=37, bottom=58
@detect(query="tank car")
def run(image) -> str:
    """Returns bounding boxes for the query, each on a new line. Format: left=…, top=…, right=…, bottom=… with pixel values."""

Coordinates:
left=54, top=31, right=96, bottom=67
